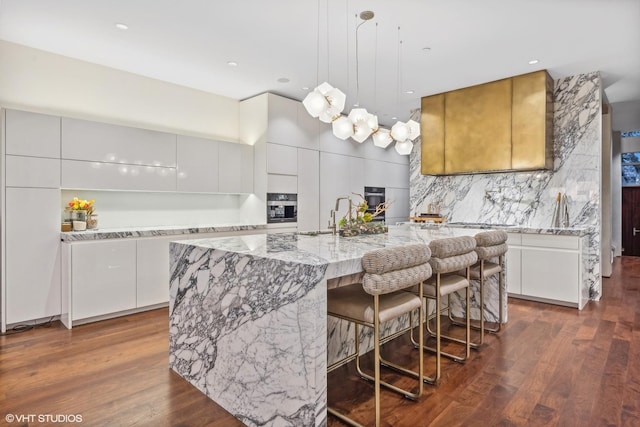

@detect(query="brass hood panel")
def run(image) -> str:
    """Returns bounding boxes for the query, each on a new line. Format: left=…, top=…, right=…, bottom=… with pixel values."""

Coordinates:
left=420, top=70, right=553, bottom=175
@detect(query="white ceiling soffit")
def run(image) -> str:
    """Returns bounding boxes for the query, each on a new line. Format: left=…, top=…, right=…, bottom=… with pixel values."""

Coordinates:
left=0, top=0, right=639, bottom=131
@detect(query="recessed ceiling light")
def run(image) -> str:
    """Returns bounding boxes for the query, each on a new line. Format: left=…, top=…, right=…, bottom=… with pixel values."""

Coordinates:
left=277, top=77, right=290, bottom=83
left=114, top=23, right=128, bottom=30
left=391, top=116, right=397, bottom=120
left=302, top=86, right=309, bottom=90
left=528, top=59, right=539, bottom=65
left=405, top=90, right=414, bottom=94
left=227, top=61, right=238, bottom=67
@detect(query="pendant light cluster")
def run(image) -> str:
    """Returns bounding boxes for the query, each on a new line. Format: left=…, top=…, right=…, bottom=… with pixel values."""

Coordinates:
left=302, top=10, right=419, bottom=155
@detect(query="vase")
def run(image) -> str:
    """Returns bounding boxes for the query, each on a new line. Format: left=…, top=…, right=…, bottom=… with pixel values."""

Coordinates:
left=71, top=210, right=87, bottom=231
left=87, top=214, right=98, bottom=230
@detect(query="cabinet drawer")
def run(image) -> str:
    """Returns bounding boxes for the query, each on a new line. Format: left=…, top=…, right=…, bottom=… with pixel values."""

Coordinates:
left=71, top=240, right=136, bottom=320
left=5, top=155, right=60, bottom=188
left=62, top=159, right=176, bottom=191
left=506, top=232, right=522, bottom=245
left=521, top=234, right=579, bottom=250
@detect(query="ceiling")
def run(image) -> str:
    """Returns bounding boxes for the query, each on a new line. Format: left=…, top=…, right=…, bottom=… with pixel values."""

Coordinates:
left=1, top=0, right=639, bottom=131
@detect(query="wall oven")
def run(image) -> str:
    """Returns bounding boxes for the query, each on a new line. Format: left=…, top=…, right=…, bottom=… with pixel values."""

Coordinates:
left=267, top=193, right=298, bottom=223
left=364, top=186, right=385, bottom=222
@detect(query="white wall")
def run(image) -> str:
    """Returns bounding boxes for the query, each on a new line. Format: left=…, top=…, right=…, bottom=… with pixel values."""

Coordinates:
left=0, top=41, right=239, bottom=142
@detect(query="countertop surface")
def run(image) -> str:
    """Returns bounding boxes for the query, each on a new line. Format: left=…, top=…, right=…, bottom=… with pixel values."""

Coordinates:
left=172, top=225, right=486, bottom=279
left=60, top=223, right=268, bottom=242
left=403, top=222, right=595, bottom=237
left=61, top=220, right=595, bottom=242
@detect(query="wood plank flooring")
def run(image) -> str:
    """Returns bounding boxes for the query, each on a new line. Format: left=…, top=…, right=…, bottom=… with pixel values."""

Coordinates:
left=1, top=257, right=639, bottom=426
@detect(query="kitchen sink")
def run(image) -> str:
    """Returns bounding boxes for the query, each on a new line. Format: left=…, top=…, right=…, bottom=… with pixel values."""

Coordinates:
left=296, top=230, right=335, bottom=236
left=446, top=222, right=517, bottom=227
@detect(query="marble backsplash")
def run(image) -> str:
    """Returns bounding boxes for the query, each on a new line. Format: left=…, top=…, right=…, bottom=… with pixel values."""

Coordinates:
left=409, top=71, right=602, bottom=300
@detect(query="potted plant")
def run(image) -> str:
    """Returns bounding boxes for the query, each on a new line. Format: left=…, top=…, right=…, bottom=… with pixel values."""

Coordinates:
left=66, top=197, right=96, bottom=231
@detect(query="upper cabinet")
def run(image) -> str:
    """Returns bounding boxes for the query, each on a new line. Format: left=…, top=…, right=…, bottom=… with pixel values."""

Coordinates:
left=219, top=142, right=253, bottom=193
left=177, top=135, right=219, bottom=193
left=61, top=117, right=177, bottom=167
left=5, top=109, right=60, bottom=158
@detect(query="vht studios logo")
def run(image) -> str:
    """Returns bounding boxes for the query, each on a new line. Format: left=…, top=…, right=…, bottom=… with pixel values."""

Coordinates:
left=5, top=413, right=83, bottom=423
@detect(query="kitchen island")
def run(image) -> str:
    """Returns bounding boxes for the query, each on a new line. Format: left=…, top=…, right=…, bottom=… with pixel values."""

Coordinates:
left=168, top=225, right=502, bottom=426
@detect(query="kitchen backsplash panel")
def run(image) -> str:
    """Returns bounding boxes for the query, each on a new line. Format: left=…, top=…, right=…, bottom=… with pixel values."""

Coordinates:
left=410, top=71, right=602, bottom=299
left=61, top=190, right=263, bottom=229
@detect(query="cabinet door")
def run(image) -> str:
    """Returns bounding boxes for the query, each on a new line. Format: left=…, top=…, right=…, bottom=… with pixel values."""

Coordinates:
left=521, top=248, right=579, bottom=304
left=5, top=188, right=61, bottom=324
left=320, top=152, right=350, bottom=228
left=137, top=238, right=171, bottom=307
left=296, top=103, right=319, bottom=150
left=61, top=159, right=177, bottom=191
left=219, top=142, right=253, bottom=193
left=506, top=247, right=522, bottom=294
left=385, top=188, right=410, bottom=225
left=61, top=117, right=177, bottom=167
left=506, top=233, right=522, bottom=294
left=71, top=240, right=136, bottom=320
left=5, top=109, right=60, bottom=158
left=266, top=94, right=300, bottom=147
left=267, top=143, right=298, bottom=175
left=176, top=135, right=219, bottom=193
left=297, top=148, right=319, bottom=232
left=5, top=155, right=60, bottom=188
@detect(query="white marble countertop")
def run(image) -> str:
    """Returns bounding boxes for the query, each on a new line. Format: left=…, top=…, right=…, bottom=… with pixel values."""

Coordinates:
left=60, top=223, right=267, bottom=242
left=400, top=221, right=595, bottom=237
left=174, top=225, right=485, bottom=279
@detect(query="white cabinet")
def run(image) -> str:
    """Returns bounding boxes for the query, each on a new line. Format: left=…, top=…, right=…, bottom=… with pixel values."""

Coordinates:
left=507, top=233, right=584, bottom=309
left=62, top=159, right=177, bottom=191
left=266, top=94, right=300, bottom=147
left=267, top=143, right=298, bottom=175
left=297, top=148, right=320, bottom=232
left=319, top=152, right=364, bottom=227
left=505, top=233, right=522, bottom=294
left=61, top=117, right=176, bottom=167
left=5, top=188, right=61, bottom=324
left=219, top=142, right=253, bottom=193
left=5, top=109, right=60, bottom=158
left=385, top=188, right=410, bottom=225
left=176, top=135, right=219, bottom=193
left=5, top=155, right=60, bottom=188
left=137, top=238, right=171, bottom=307
left=70, top=240, right=136, bottom=321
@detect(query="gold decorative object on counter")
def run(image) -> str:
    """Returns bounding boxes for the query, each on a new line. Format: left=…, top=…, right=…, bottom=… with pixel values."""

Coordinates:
left=420, top=70, right=553, bottom=175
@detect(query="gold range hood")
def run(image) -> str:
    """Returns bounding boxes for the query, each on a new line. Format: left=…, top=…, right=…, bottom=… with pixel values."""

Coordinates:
left=420, top=70, right=553, bottom=175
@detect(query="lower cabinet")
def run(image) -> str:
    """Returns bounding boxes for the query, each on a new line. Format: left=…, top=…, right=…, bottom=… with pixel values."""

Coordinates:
left=507, top=233, right=586, bottom=309
left=67, top=240, right=137, bottom=322
left=136, top=237, right=172, bottom=307
left=61, top=230, right=268, bottom=328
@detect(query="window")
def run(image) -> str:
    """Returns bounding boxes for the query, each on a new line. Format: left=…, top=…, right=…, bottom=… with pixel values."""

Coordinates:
left=622, top=152, right=640, bottom=186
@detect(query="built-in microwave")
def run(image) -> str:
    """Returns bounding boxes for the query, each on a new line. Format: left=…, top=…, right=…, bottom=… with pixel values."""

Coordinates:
left=267, top=193, right=298, bottom=223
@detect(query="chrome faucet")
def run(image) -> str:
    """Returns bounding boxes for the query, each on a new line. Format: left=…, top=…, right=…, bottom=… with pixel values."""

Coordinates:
left=329, top=196, right=352, bottom=235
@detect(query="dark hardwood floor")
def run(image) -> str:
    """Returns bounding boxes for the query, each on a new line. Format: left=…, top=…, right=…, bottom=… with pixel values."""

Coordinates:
left=1, top=257, right=639, bottom=427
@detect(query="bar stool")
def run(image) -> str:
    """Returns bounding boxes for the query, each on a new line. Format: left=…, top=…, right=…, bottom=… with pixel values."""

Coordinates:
left=468, top=230, right=508, bottom=345
left=327, top=244, right=432, bottom=427
left=410, top=236, right=477, bottom=383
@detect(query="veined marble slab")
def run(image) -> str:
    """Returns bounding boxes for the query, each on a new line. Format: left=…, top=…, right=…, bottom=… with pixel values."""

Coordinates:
left=169, top=226, right=499, bottom=426
left=60, top=223, right=267, bottom=241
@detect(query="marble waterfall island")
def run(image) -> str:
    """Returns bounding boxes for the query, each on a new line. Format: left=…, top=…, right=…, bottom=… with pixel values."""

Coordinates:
left=168, top=227, right=503, bottom=426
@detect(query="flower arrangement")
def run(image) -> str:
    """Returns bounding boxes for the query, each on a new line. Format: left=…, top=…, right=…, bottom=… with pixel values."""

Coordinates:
left=338, top=194, right=390, bottom=236
left=67, top=197, right=95, bottom=215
